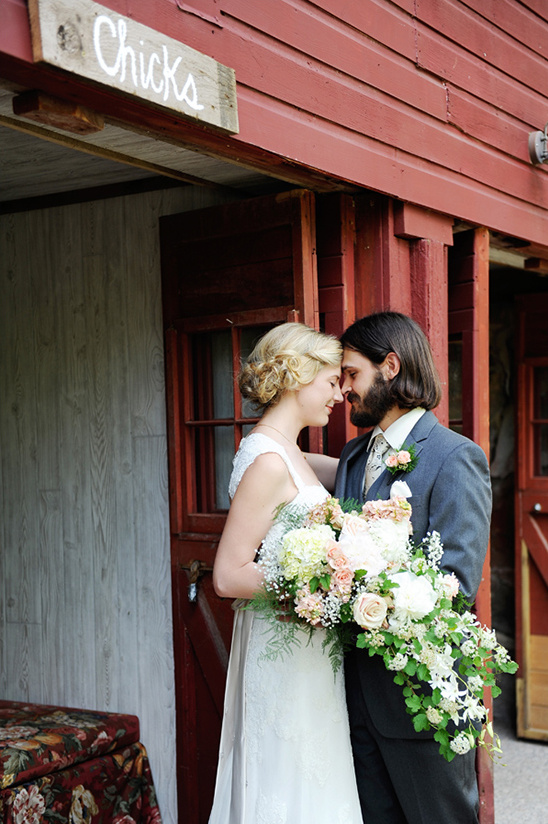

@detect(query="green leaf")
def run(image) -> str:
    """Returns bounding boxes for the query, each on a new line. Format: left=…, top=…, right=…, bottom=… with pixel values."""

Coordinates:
left=309, top=577, right=319, bottom=594
left=413, top=713, right=430, bottom=732
left=404, top=659, right=417, bottom=676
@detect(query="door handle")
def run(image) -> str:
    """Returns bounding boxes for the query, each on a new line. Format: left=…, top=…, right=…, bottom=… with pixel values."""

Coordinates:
left=179, top=559, right=213, bottom=602
left=533, top=503, right=542, bottom=512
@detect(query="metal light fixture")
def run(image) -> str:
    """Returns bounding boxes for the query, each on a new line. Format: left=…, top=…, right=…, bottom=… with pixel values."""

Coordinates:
left=529, top=123, right=548, bottom=164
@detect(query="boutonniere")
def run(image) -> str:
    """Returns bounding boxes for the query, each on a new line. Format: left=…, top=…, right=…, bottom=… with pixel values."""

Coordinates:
left=385, top=443, right=418, bottom=475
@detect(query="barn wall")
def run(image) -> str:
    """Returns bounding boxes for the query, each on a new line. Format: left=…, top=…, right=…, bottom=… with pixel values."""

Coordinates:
left=0, top=184, right=237, bottom=824
left=2, top=2, right=547, bottom=243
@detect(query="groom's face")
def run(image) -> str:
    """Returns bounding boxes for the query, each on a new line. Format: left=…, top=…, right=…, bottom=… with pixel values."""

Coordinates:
left=341, top=348, right=394, bottom=428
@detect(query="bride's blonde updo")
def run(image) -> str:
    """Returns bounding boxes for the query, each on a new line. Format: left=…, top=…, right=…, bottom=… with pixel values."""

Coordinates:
left=239, top=322, right=342, bottom=411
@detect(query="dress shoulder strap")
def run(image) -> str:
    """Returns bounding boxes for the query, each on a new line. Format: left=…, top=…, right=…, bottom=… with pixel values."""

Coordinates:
left=228, top=433, right=306, bottom=500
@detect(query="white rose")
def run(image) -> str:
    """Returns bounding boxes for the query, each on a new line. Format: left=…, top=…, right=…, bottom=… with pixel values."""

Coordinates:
left=390, top=570, right=437, bottom=623
left=338, top=530, right=388, bottom=577
left=353, top=592, right=388, bottom=629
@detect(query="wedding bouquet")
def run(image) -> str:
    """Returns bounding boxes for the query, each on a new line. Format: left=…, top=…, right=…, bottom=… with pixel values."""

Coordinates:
left=254, top=489, right=518, bottom=762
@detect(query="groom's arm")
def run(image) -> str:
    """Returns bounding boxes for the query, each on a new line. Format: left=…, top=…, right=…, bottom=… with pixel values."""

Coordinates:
left=427, top=439, right=492, bottom=602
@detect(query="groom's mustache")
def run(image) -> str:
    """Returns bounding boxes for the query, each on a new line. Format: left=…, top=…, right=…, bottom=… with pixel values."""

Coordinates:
left=346, top=392, right=361, bottom=404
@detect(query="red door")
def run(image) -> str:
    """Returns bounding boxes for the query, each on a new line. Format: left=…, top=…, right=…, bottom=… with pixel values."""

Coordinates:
left=515, top=294, right=548, bottom=742
left=161, top=190, right=319, bottom=823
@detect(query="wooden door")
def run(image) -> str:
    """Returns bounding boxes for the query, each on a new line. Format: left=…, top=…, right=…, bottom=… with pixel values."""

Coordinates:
left=160, top=190, right=318, bottom=823
left=516, top=294, right=548, bottom=742
left=448, top=227, right=493, bottom=823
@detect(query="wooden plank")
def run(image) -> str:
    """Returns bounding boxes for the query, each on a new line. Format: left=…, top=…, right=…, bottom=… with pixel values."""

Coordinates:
left=311, top=0, right=417, bottom=59
left=460, top=0, right=548, bottom=57
left=0, top=0, right=33, bottom=61
left=531, top=635, right=548, bottom=672
left=528, top=704, right=548, bottom=731
left=519, top=0, right=548, bottom=23
left=4, top=623, right=43, bottom=702
left=28, top=0, right=239, bottom=133
left=417, top=25, right=548, bottom=125
left=415, top=0, right=548, bottom=94
left=0, top=211, right=41, bottom=628
left=39, top=490, right=65, bottom=702
left=410, top=238, right=449, bottom=427
left=133, top=435, right=177, bottom=824
left=56, top=200, right=97, bottom=711
left=225, top=0, right=446, bottom=120
left=123, top=190, right=166, bottom=438
left=235, top=87, right=548, bottom=246
left=530, top=673, right=548, bottom=706
left=394, top=202, right=454, bottom=245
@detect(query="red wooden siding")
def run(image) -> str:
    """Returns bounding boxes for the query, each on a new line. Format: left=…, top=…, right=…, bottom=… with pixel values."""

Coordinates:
left=2, top=1, right=548, bottom=244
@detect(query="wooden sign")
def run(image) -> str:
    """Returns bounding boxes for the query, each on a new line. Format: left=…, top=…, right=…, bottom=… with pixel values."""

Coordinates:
left=28, top=0, right=239, bottom=134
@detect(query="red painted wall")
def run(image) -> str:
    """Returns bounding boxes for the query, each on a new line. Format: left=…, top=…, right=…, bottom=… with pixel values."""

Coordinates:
left=2, top=0, right=548, bottom=245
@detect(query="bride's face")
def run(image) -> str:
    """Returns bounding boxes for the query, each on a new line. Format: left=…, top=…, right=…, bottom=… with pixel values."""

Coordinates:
left=296, top=364, right=343, bottom=426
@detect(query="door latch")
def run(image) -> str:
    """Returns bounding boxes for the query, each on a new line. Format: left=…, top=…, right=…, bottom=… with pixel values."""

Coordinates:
left=180, top=559, right=211, bottom=603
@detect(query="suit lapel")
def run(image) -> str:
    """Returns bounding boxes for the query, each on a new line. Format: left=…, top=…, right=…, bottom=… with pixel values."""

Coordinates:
left=365, top=410, right=438, bottom=500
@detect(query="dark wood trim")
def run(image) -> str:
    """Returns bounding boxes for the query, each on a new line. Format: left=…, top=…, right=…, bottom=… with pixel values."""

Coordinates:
left=0, top=175, right=188, bottom=214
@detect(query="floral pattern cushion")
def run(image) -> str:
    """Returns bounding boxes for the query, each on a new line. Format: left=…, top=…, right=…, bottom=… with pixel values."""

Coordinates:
left=0, top=742, right=161, bottom=824
left=0, top=701, right=140, bottom=790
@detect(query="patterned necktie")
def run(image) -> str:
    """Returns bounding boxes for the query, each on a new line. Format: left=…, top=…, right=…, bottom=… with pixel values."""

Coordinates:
left=364, top=433, right=389, bottom=494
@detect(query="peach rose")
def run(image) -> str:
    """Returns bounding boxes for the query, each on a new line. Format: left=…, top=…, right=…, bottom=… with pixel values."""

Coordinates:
left=385, top=454, right=399, bottom=468
left=353, top=592, right=388, bottom=629
left=341, top=514, right=369, bottom=536
left=332, top=568, right=354, bottom=590
left=396, top=450, right=412, bottom=464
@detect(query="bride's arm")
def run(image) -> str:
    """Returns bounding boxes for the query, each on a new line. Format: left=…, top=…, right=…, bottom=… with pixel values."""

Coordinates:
left=213, top=453, right=295, bottom=600
left=303, top=452, right=339, bottom=492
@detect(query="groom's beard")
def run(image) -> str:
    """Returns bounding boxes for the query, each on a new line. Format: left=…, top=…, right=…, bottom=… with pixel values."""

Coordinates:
left=348, top=371, right=394, bottom=428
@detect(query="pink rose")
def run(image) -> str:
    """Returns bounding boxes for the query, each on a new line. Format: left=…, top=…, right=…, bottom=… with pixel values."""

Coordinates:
left=396, top=450, right=412, bottom=465
left=385, top=454, right=399, bottom=468
left=353, top=592, right=388, bottom=629
left=341, top=514, right=368, bottom=536
left=440, top=572, right=460, bottom=599
left=332, top=568, right=354, bottom=590
left=326, top=543, right=346, bottom=568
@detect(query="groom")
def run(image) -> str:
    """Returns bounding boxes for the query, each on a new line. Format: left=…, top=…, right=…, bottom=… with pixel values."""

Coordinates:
left=335, top=312, right=492, bottom=824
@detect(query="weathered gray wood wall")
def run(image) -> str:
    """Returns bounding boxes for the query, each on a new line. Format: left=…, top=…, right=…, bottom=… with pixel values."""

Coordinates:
left=0, top=184, right=234, bottom=824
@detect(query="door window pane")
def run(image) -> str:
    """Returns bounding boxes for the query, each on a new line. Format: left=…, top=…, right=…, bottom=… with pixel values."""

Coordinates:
left=214, top=426, right=234, bottom=510
left=212, top=331, right=234, bottom=418
left=448, top=339, right=463, bottom=434
left=189, top=323, right=272, bottom=513
left=534, top=367, right=548, bottom=420
left=534, top=424, right=548, bottom=476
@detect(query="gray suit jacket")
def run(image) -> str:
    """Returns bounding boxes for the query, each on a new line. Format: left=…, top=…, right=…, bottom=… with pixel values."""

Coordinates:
left=335, top=410, right=492, bottom=738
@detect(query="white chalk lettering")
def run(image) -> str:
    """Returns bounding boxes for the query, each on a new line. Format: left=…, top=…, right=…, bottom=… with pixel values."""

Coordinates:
left=93, top=13, right=204, bottom=111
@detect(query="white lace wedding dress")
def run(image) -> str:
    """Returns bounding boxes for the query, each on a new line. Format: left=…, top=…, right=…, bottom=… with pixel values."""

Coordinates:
left=208, top=433, right=363, bottom=824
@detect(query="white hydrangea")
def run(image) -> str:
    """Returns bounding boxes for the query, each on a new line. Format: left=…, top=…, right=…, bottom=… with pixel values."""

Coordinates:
left=279, top=524, right=335, bottom=585
left=426, top=706, right=443, bottom=725
left=450, top=732, right=473, bottom=755
left=460, top=639, right=477, bottom=657
left=387, top=653, right=408, bottom=671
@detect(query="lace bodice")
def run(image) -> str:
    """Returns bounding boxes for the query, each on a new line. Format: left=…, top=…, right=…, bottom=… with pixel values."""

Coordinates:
left=229, top=433, right=328, bottom=564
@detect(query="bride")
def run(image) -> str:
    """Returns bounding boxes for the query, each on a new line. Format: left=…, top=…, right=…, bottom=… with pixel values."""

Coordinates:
left=209, top=322, right=363, bottom=824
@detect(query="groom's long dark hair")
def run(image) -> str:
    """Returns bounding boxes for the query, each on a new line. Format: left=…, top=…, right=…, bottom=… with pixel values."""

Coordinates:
left=341, top=311, right=442, bottom=410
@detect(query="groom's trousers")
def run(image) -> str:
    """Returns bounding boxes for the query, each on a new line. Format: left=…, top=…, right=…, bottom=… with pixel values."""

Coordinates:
left=345, top=650, right=480, bottom=824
